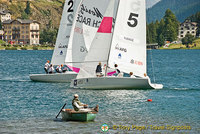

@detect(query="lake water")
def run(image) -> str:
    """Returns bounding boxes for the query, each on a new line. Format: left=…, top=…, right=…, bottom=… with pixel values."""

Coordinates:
left=0, top=50, right=199, bottom=134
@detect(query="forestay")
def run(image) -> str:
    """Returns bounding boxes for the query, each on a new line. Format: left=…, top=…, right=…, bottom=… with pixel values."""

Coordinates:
left=108, top=0, right=147, bottom=77
left=77, top=0, right=116, bottom=78
left=65, top=0, right=111, bottom=71
left=51, top=0, right=81, bottom=65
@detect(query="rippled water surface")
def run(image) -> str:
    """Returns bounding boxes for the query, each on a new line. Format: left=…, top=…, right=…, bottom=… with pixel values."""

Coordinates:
left=0, top=50, right=199, bottom=134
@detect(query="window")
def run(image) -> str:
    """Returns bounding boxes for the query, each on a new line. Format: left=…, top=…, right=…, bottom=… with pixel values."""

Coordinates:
left=181, top=28, right=183, bottom=30
left=22, top=35, right=24, bottom=39
left=31, top=35, right=34, bottom=38
left=22, top=26, right=24, bottom=29
left=187, top=31, right=190, bottom=34
left=181, top=35, right=183, bottom=37
left=26, top=26, right=29, bottom=29
left=181, top=31, right=183, bottom=34
left=36, top=35, right=38, bottom=38
left=26, top=35, right=29, bottom=39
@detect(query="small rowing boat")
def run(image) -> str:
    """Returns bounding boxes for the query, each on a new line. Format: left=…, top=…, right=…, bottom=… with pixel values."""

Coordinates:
left=61, top=109, right=98, bottom=122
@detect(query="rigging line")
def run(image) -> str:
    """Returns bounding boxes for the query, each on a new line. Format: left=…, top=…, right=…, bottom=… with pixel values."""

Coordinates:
left=150, top=49, right=156, bottom=83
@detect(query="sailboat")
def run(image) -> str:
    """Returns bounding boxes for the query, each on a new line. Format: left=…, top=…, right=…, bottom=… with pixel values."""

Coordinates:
left=71, top=0, right=163, bottom=89
left=29, top=0, right=110, bottom=82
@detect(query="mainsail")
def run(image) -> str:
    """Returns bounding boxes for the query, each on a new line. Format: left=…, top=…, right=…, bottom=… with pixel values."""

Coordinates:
left=65, top=0, right=111, bottom=71
left=108, top=0, right=147, bottom=77
left=77, top=0, right=116, bottom=78
left=51, top=0, right=81, bottom=65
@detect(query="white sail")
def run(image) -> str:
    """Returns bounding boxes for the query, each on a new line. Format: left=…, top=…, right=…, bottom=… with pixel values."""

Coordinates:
left=77, top=0, right=116, bottom=78
left=108, top=0, right=147, bottom=77
left=51, top=0, right=81, bottom=65
left=65, top=0, right=111, bottom=71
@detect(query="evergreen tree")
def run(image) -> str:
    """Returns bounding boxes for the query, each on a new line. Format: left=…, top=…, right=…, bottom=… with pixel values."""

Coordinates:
left=25, top=1, right=31, bottom=15
left=163, top=9, right=179, bottom=42
left=182, top=34, right=195, bottom=47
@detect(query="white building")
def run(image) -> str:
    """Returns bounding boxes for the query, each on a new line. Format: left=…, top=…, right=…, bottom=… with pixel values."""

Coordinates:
left=0, top=10, right=11, bottom=22
left=178, top=19, right=197, bottom=39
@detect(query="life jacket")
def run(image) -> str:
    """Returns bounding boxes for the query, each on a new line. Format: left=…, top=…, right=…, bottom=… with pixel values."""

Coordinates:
left=72, top=98, right=83, bottom=111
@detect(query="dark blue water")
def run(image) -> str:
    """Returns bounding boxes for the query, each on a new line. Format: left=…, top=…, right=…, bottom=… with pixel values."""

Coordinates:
left=0, top=50, right=199, bottom=134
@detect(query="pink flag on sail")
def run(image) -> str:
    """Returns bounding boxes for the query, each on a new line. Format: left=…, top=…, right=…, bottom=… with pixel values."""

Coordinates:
left=67, top=65, right=80, bottom=73
left=97, top=17, right=113, bottom=33
left=107, top=71, right=116, bottom=76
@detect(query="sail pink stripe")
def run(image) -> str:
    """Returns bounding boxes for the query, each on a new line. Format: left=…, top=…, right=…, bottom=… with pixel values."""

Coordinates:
left=107, top=71, right=116, bottom=76
left=67, top=65, right=80, bottom=73
left=97, top=17, right=113, bottom=33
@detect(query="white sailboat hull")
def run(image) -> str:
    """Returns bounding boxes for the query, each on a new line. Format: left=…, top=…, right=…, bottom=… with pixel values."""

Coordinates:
left=30, top=72, right=77, bottom=83
left=71, top=77, right=163, bottom=89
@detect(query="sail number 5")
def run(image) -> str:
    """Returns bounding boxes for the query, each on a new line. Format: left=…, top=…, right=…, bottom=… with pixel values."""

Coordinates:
left=127, top=13, right=138, bottom=27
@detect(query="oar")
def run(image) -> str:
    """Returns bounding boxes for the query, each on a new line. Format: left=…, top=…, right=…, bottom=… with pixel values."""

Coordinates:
left=55, top=103, right=66, bottom=118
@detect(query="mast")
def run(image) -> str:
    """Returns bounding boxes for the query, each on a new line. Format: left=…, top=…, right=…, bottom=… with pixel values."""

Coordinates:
left=105, top=0, right=120, bottom=76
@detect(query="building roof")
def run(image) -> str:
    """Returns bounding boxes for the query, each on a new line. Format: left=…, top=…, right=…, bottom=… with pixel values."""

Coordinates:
left=2, top=19, right=40, bottom=24
left=181, top=19, right=198, bottom=26
left=0, top=10, right=11, bottom=15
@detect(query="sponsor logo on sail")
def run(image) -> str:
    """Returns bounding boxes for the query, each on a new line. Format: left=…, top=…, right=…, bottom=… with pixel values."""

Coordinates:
left=76, top=4, right=103, bottom=28
left=118, top=53, right=122, bottom=59
left=60, top=51, right=63, bottom=55
left=130, top=59, right=143, bottom=66
left=115, top=44, right=127, bottom=52
left=101, top=123, right=109, bottom=132
left=80, top=46, right=88, bottom=53
left=58, top=43, right=68, bottom=48
left=124, top=36, right=134, bottom=42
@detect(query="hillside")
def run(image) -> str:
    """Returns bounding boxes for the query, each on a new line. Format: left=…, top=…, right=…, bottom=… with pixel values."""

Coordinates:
left=147, top=0, right=200, bottom=23
left=146, top=0, right=160, bottom=9
left=0, top=0, right=65, bottom=29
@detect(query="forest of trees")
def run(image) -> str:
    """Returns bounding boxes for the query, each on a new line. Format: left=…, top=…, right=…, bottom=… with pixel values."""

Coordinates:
left=147, top=9, right=179, bottom=46
left=147, top=10, right=200, bottom=46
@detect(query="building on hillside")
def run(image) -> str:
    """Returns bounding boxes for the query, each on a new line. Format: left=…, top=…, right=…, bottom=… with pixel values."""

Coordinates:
left=2, top=19, right=40, bottom=45
left=0, top=30, right=4, bottom=40
left=178, top=19, right=197, bottom=39
left=0, top=10, right=11, bottom=22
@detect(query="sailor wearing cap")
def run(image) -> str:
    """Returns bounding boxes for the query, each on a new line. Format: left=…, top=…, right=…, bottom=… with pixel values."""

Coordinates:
left=72, top=94, right=98, bottom=112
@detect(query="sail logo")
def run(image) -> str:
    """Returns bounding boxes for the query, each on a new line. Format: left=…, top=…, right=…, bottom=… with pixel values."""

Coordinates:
left=80, top=46, right=88, bottom=53
left=60, top=51, right=63, bottom=55
left=79, top=4, right=103, bottom=19
left=115, top=44, right=127, bottom=52
left=124, top=36, right=134, bottom=42
left=101, top=123, right=109, bottom=132
left=130, top=59, right=143, bottom=66
left=76, top=4, right=103, bottom=28
left=118, top=53, right=122, bottom=59
left=58, top=44, right=68, bottom=48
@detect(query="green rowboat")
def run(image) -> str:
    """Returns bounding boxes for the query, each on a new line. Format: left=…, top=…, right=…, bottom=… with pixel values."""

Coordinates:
left=61, top=109, right=98, bottom=122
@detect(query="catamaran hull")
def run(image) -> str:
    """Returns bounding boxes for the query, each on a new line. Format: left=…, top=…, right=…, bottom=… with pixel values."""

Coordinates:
left=71, top=77, right=163, bottom=89
left=29, top=72, right=77, bottom=83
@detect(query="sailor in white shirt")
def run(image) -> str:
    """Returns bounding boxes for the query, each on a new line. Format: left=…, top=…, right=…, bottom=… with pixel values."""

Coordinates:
left=56, top=65, right=62, bottom=73
left=44, top=60, right=50, bottom=74
left=48, top=64, right=54, bottom=74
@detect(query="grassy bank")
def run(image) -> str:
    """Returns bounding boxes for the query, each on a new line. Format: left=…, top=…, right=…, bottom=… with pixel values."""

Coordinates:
left=159, top=38, right=200, bottom=49
left=0, top=44, right=54, bottom=50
